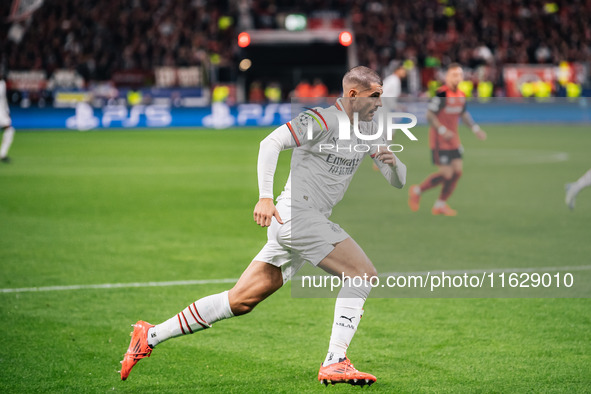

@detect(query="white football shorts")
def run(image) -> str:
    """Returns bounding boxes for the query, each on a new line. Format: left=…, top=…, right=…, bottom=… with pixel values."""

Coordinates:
left=253, top=200, right=350, bottom=283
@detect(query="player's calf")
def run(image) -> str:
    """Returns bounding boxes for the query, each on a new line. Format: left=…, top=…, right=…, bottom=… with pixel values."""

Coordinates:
left=228, top=297, right=260, bottom=315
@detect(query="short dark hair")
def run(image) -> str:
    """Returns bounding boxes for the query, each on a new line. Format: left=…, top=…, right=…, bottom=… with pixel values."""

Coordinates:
left=447, top=62, right=463, bottom=71
left=343, top=66, right=382, bottom=90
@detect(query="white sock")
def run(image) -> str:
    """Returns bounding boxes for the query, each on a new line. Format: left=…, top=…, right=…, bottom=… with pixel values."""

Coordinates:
left=413, top=185, right=421, bottom=195
left=0, top=127, right=15, bottom=158
left=323, top=280, right=372, bottom=366
left=434, top=199, right=446, bottom=208
left=573, top=169, right=591, bottom=193
left=147, top=291, right=234, bottom=347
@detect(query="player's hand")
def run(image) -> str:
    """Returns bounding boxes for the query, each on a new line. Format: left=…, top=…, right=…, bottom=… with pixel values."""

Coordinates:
left=442, top=129, right=454, bottom=140
left=375, top=146, right=397, bottom=166
left=253, top=198, right=283, bottom=227
left=475, top=130, right=487, bottom=140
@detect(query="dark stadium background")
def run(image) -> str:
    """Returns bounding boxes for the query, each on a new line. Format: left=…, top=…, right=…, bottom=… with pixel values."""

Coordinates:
left=1, top=0, right=589, bottom=108
left=0, top=1, right=590, bottom=392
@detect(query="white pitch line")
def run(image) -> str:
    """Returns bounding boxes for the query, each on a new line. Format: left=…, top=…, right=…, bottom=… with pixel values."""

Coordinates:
left=0, top=278, right=237, bottom=294
left=1, top=265, right=590, bottom=294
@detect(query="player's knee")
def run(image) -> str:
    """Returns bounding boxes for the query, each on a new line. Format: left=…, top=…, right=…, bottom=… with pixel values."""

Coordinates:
left=438, top=166, right=453, bottom=180
left=441, top=171, right=453, bottom=181
left=454, top=169, right=463, bottom=178
left=344, top=263, right=377, bottom=280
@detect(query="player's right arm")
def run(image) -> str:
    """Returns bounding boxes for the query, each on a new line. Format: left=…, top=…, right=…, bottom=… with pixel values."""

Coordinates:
left=427, top=91, right=453, bottom=140
left=254, top=110, right=328, bottom=227
left=254, top=124, right=298, bottom=227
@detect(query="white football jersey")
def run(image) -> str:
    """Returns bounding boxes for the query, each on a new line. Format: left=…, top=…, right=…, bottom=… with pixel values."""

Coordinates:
left=278, top=98, right=387, bottom=217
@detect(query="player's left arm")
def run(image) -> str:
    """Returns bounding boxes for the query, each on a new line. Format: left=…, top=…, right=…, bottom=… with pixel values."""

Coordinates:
left=372, top=146, right=407, bottom=189
left=460, top=110, right=487, bottom=140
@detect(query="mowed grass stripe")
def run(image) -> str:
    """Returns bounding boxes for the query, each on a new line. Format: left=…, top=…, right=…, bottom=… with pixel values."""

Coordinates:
left=0, top=126, right=589, bottom=392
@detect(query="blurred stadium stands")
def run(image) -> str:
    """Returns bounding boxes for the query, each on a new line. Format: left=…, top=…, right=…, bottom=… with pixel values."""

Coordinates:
left=1, top=0, right=589, bottom=112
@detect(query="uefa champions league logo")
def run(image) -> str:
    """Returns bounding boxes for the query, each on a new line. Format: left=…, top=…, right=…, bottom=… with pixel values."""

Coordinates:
left=312, top=110, right=418, bottom=153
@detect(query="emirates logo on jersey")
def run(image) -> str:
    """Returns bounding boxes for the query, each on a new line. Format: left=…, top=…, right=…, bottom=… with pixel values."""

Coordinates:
left=325, top=153, right=362, bottom=175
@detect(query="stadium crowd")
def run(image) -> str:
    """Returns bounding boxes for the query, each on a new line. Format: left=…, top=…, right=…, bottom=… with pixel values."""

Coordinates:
left=351, top=0, right=591, bottom=72
left=1, top=0, right=590, bottom=82
left=1, top=0, right=237, bottom=81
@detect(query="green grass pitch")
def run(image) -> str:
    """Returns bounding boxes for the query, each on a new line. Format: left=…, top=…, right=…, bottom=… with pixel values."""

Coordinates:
left=0, top=125, right=589, bottom=392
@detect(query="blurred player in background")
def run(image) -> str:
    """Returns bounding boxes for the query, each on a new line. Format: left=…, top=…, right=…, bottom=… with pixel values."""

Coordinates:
left=408, top=63, right=486, bottom=216
left=0, top=72, right=15, bottom=163
left=565, top=169, right=591, bottom=210
left=120, top=67, right=407, bottom=386
left=381, top=61, right=406, bottom=110
left=372, top=62, right=407, bottom=171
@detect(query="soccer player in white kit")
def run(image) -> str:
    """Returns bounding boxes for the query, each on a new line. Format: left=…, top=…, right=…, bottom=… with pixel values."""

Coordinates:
left=0, top=74, right=15, bottom=163
left=121, top=66, right=407, bottom=386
